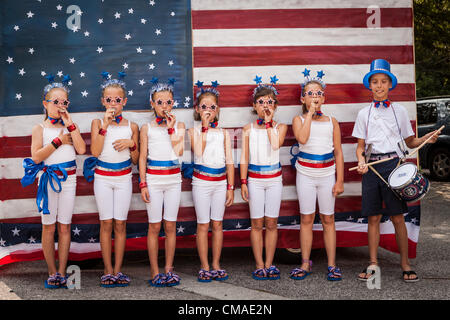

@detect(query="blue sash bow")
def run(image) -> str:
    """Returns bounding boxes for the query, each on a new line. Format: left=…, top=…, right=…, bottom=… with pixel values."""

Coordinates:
left=21, top=158, right=75, bottom=214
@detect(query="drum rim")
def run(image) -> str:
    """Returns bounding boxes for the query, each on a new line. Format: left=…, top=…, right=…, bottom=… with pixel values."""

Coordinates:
left=388, top=162, right=418, bottom=189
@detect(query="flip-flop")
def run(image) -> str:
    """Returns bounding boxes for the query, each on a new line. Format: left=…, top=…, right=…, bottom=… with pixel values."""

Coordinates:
left=266, top=266, right=281, bottom=280
left=44, top=273, right=61, bottom=289
left=198, top=269, right=213, bottom=283
left=327, top=266, right=342, bottom=281
left=148, top=273, right=166, bottom=287
left=211, top=269, right=229, bottom=281
left=252, top=268, right=268, bottom=280
left=290, top=260, right=312, bottom=280
left=357, top=267, right=376, bottom=282
left=164, top=271, right=181, bottom=287
left=115, top=272, right=130, bottom=287
left=402, top=270, right=419, bottom=283
left=100, top=274, right=116, bottom=288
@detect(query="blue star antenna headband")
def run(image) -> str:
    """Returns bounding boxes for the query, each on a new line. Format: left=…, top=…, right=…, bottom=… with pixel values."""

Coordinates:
left=252, top=75, right=279, bottom=98
left=195, top=80, right=220, bottom=100
left=300, top=68, right=326, bottom=96
left=101, top=71, right=127, bottom=92
left=149, top=77, right=176, bottom=101
left=43, top=74, right=71, bottom=96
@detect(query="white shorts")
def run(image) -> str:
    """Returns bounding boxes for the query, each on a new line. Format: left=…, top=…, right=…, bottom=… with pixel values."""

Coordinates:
left=192, top=180, right=227, bottom=224
left=41, top=174, right=76, bottom=225
left=248, top=177, right=283, bottom=219
left=296, top=172, right=335, bottom=215
left=94, top=175, right=133, bottom=221
left=146, top=179, right=181, bottom=223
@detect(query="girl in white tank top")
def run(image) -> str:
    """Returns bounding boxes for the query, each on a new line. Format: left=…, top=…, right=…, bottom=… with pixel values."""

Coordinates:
left=290, top=72, right=344, bottom=282
left=22, top=78, right=86, bottom=288
left=240, top=79, right=288, bottom=281
left=187, top=85, right=234, bottom=282
left=87, top=73, right=139, bottom=288
left=139, top=80, right=185, bottom=287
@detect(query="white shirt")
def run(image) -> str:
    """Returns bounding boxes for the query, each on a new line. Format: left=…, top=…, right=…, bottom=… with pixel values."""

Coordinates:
left=352, top=102, right=414, bottom=154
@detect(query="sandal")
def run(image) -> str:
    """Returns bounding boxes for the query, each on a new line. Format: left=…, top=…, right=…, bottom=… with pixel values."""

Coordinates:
left=148, top=273, right=166, bottom=287
left=164, top=271, right=181, bottom=287
left=100, top=274, right=116, bottom=288
left=290, top=260, right=312, bottom=280
left=115, top=272, right=131, bottom=287
left=357, top=263, right=378, bottom=282
left=252, top=268, right=268, bottom=280
left=45, top=273, right=61, bottom=289
left=266, top=266, right=281, bottom=280
left=402, top=270, right=419, bottom=283
left=327, top=266, right=342, bottom=281
left=198, top=269, right=213, bottom=283
left=58, top=273, right=69, bottom=289
left=211, top=269, right=229, bottom=281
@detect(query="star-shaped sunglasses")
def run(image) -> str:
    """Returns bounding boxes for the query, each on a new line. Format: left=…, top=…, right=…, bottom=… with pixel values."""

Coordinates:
left=46, top=99, right=70, bottom=106
left=104, top=96, right=124, bottom=104
left=256, top=99, right=275, bottom=106
left=302, top=90, right=325, bottom=97
left=200, top=104, right=217, bottom=111
left=155, top=99, right=174, bottom=106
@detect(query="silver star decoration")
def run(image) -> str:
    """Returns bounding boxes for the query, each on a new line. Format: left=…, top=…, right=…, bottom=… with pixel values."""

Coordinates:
left=6, top=56, right=14, bottom=64
left=114, top=12, right=121, bottom=19
left=28, top=48, right=35, bottom=54
left=96, top=47, right=103, bottom=54
left=28, top=236, right=36, bottom=244
left=76, top=10, right=83, bottom=16
left=148, top=64, right=155, bottom=70
left=18, top=68, right=26, bottom=76
left=15, top=93, right=22, bottom=100
left=185, top=96, right=191, bottom=102
left=56, top=4, right=62, bottom=10
left=136, top=47, right=143, bottom=53
left=69, top=57, right=76, bottom=64
left=88, top=237, right=96, bottom=243
left=124, top=34, right=132, bottom=40
left=235, top=222, right=242, bottom=229
left=0, top=238, right=6, bottom=246
left=57, top=71, right=63, bottom=77
left=80, top=72, right=85, bottom=77
left=26, top=11, right=34, bottom=18
left=41, top=71, right=46, bottom=76
left=51, top=22, right=58, bottom=28
left=71, top=26, right=79, bottom=32
left=128, top=90, right=134, bottom=96
left=170, top=12, right=175, bottom=16
left=168, top=60, right=174, bottom=66
left=11, top=227, right=21, bottom=236
left=139, top=79, right=146, bottom=86
left=152, top=50, right=157, bottom=55
left=84, top=31, right=90, bottom=37
left=177, top=225, right=185, bottom=234
left=141, top=18, right=147, bottom=24
left=81, top=90, right=88, bottom=97
left=149, top=0, right=155, bottom=6
left=128, top=8, right=134, bottom=14
left=122, top=62, right=129, bottom=69
left=72, top=227, right=81, bottom=236
left=155, top=29, right=161, bottom=35
left=98, top=18, right=104, bottom=24
left=14, top=25, right=20, bottom=31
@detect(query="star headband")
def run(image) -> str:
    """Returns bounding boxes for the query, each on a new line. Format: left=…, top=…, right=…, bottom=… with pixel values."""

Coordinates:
left=252, top=75, right=279, bottom=98
left=101, top=71, right=127, bottom=90
left=149, top=77, right=175, bottom=100
left=43, top=74, right=71, bottom=95
left=300, top=68, right=326, bottom=91
left=195, top=80, right=220, bottom=99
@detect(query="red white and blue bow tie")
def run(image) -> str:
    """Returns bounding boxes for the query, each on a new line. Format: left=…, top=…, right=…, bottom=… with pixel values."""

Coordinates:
left=209, top=121, right=218, bottom=128
left=315, top=111, right=323, bottom=116
left=48, top=116, right=64, bottom=126
left=256, top=118, right=265, bottom=125
left=156, top=116, right=166, bottom=125
left=114, top=114, right=123, bottom=124
left=373, top=100, right=390, bottom=108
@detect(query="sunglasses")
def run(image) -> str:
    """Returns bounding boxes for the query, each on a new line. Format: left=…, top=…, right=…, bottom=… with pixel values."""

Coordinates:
left=104, top=96, right=124, bottom=104
left=302, top=90, right=325, bottom=97
left=155, top=99, right=174, bottom=106
left=46, top=99, right=70, bottom=106
left=200, top=104, right=217, bottom=111
left=256, top=99, right=274, bottom=106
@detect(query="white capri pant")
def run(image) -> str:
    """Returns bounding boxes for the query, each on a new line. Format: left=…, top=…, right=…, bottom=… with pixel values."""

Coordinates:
left=41, top=174, right=77, bottom=225
left=192, top=180, right=227, bottom=224
left=146, top=180, right=181, bottom=224
left=296, top=172, right=335, bottom=215
left=248, top=177, right=283, bottom=219
left=94, top=175, right=133, bottom=221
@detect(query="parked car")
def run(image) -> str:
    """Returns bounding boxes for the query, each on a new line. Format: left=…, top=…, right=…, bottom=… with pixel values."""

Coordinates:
left=417, top=96, right=450, bottom=181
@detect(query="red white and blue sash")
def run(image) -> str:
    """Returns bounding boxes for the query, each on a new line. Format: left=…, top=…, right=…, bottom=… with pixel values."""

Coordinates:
left=296, top=151, right=335, bottom=168
left=248, top=163, right=282, bottom=179
left=193, top=164, right=226, bottom=181
left=146, top=159, right=181, bottom=175
left=83, top=157, right=132, bottom=182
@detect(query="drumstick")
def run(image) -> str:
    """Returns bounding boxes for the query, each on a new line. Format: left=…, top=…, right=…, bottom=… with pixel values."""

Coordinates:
left=408, top=125, right=445, bottom=157
left=348, top=156, right=394, bottom=171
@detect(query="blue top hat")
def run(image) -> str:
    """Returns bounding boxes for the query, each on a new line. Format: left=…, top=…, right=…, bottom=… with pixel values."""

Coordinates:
left=363, top=59, right=397, bottom=91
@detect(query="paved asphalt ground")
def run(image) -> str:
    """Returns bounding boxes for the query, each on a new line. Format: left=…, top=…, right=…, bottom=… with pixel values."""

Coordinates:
left=1, top=180, right=449, bottom=307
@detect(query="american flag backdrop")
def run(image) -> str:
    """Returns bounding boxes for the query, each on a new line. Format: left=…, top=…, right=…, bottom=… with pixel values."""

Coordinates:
left=0, top=0, right=419, bottom=266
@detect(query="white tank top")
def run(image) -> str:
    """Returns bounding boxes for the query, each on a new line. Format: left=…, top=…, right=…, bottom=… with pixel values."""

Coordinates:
left=41, top=124, right=76, bottom=165
left=295, top=116, right=335, bottom=177
left=146, top=122, right=181, bottom=185
left=192, top=126, right=227, bottom=186
left=249, top=122, right=280, bottom=166
left=98, top=119, right=132, bottom=163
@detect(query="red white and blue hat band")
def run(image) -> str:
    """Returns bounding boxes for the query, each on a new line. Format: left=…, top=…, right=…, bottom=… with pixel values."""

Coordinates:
left=146, top=159, right=181, bottom=175
left=296, top=151, right=335, bottom=168
left=248, top=163, right=282, bottom=179
left=193, top=164, right=227, bottom=181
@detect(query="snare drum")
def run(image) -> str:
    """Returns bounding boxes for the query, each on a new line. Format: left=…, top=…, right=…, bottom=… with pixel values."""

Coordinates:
left=388, top=163, right=430, bottom=202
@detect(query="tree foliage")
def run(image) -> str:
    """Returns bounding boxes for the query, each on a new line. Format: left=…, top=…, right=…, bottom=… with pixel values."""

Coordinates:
left=414, top=0, right=450, bottom=98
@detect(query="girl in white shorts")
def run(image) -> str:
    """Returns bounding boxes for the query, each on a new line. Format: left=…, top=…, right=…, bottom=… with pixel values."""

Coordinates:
left=290, top=69, right=344, bottom=281
left=240, top=77, right=287, bottom=280
left=187, top=82, right=234, bottom=282
left=85, top=72, right=139, bottom=287
left=22, top=74, right=86, bottom=288
left=139, top=79, right=185, bottom=287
